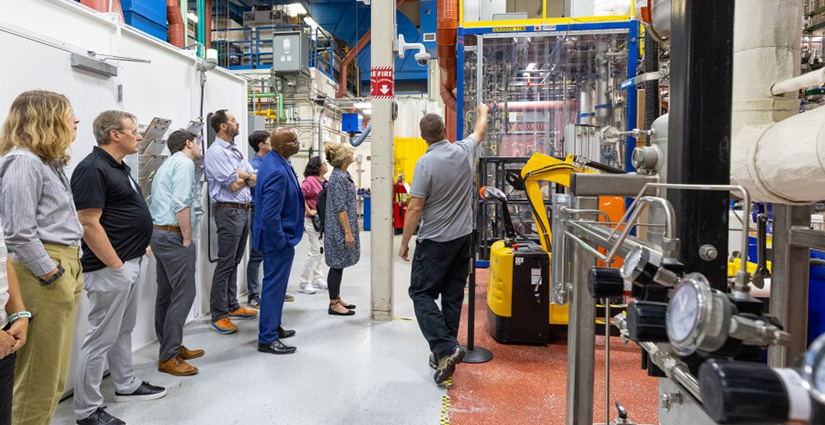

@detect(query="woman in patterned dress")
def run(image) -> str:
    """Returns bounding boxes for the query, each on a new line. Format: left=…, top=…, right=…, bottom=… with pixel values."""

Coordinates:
left=323, top=143, right=359, bottom=316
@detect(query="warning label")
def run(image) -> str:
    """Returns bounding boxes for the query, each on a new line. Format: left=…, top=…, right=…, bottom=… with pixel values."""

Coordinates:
left=371, top=67, right=394, bottom=99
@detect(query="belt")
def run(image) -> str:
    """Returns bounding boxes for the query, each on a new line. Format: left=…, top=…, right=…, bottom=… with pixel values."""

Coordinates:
left=154, top=225, right=181, bottom=232
left=215, top=202, right=250, bottom=210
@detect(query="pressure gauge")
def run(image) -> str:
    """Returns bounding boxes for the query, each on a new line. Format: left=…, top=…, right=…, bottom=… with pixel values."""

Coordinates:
left=620, top=246, right=662, bottom=286
left=666, top=273, right=733, bottom=356
left=803, top=332, right=825, bottom=404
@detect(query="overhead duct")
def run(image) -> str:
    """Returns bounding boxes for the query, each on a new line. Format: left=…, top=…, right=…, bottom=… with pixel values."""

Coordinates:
left=80, top=0, right=124, bottom=20
left=437, top=0, right=458, bottom=110
left=730, top=0, right=825, bottom=204
left=166, top=0, right=185, bottom=48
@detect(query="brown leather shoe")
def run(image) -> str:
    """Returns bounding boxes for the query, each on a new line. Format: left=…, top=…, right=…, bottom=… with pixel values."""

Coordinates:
left=158, top=356, right=198, bottom=376
left=178, top=346, right=204, bottom=360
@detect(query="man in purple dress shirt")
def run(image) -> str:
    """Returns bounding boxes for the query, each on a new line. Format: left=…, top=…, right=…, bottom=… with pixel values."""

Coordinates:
left=203, top=110, right=259, bottom=334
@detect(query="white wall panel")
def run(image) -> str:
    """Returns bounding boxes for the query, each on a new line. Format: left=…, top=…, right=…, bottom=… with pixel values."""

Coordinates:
left=0, top=0, right=247, bottom=394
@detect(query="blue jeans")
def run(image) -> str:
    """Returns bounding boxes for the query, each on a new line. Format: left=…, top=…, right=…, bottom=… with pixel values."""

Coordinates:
left=246, top=206, right=263, bottom=301
left=259, top=245, right=295, bottom=344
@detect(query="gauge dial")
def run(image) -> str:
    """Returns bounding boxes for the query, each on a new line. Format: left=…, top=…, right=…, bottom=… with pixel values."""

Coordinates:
left=620, top=246, right=644, bottom=281
left=667, top=282, right=699, bottom=343
left=803, top=332, right=825, bottom=403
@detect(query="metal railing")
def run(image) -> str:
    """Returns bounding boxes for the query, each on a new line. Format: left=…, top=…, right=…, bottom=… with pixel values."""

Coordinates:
left=211, top=24, right=342, bottom=83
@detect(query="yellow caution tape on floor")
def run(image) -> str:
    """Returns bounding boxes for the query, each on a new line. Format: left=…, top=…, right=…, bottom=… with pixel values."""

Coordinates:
left=440, top=395, right=451, bottom=425
left=393, top=317, right=417, bottom=321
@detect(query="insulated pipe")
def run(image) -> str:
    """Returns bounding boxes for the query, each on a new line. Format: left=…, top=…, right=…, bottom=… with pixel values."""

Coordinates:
left=771, top=67, right=825, bottom=96
left=438, top=0, right=458, bottom=110
left=166, top=0, right=185, bottom=48
left=730, top=0, right=825, bottom=203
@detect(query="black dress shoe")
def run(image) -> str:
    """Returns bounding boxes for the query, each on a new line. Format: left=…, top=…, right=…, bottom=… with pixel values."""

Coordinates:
left=258, top=339, right=296, bottom=354
left=277, top=326, right=295, bottom=339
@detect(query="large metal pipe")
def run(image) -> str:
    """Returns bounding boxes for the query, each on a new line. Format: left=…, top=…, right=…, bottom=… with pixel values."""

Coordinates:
left=166, top=0, right=185, bottom=48
left=437, top=0, right=458, bottom=110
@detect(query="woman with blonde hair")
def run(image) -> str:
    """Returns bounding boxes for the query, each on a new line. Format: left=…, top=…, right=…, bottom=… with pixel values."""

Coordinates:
left=0, top=90, right=84, bottom=425
left=323, top=142, right=358, bottom=315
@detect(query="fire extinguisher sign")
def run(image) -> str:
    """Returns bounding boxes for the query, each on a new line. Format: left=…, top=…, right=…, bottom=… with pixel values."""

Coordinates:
left=370, top=67, right=394, bottom=99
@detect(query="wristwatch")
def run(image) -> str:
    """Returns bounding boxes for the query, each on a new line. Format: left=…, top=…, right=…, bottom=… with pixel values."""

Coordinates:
left=39, top=264, right=65, bottom=286
left=9, top=311, right=32, bottom=324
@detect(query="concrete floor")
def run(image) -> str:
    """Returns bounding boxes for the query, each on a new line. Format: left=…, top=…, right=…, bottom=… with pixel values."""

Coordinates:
left=52, top=232, right=447, bottom=425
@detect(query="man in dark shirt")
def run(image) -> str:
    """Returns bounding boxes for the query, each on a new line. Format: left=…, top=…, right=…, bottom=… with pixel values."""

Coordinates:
left=71, top=110, right=166, bottom=425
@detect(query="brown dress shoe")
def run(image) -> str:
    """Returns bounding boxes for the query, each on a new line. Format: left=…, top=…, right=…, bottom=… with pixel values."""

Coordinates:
left=158, top=356, right=198, bottom=376
left=178, top=346, right=204, bottom=360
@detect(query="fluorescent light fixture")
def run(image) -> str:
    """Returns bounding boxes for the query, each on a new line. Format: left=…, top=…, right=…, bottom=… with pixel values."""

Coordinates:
left=187, top=12, right=198, bottom=23
left=362, top=109, right=372, bottom=115
left=303, top=16, right=318, bottom=31
left=353, top=102, right=371, bottom=109
left=287, top=3, right=307, bottom=17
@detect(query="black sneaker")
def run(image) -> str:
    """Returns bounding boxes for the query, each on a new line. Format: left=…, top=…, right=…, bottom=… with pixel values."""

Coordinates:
left=77, top=407, right=125, bottom=425
left=429, top=353, right=437, bottom=370
left=434, top=346, right=465, bottom=385
left=113, top=381, right=167, bottom=402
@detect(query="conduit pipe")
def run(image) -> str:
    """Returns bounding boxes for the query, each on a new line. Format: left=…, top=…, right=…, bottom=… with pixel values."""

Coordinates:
left=166, top=0, right=185, bottom=48
left=731, top=0, right=825, bottom=204
left=205, top=0, right=212, bottom=48
left=438, top=0, right=458, bottom=110
left=335, top=0, right=406, bottom=99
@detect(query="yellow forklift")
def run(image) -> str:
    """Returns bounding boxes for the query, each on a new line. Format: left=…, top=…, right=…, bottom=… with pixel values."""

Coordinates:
left=485, top=153, right=625, bottom=344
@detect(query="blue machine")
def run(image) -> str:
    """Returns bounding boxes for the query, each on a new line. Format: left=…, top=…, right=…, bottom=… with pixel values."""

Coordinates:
left=342, top=113, right=363, bottom=133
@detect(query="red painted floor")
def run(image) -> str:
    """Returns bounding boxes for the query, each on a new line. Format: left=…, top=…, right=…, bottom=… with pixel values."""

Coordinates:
left=448, top=269, right=659, bottom=425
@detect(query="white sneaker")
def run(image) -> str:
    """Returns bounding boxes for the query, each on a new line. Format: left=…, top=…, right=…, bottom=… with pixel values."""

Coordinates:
left=297, top=285, right=317, bottom=294
left=312, top=280, right=328, bottom=290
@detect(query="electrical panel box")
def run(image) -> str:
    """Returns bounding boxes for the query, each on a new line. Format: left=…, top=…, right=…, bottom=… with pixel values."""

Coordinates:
left=272, top=31, right=309, bottom=73
left=342, top=113, right=363, bottom=133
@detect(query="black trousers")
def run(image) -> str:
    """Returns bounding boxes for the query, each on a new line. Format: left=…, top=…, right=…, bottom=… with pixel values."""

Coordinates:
left=0, top=351, right=16, bottom=425
left=409, top=234, right=472, bottom=359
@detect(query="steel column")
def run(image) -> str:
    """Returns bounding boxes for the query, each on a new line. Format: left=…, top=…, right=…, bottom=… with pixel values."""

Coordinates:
left=768, top=205, right=811, bottom=367
left=369, top=0, right=395, bottom=321
left=667, top=0, right=735, bottom=290
left=566, top=196, right=598, bottom=425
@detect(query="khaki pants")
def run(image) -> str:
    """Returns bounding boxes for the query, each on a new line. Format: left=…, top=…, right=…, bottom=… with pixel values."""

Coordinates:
left=12, top=244, right=82, bottom=425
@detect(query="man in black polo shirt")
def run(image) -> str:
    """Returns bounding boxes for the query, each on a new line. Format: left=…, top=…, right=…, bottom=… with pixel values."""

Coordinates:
left=71, top=111, right=166, bottom=425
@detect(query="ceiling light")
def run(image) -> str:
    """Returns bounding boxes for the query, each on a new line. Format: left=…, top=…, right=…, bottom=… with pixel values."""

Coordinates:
left=287, top=3, right=307, bottom=17
left=525, top=62, right=536, bottom=71
left=362, top=109, right=372, bottom=115
left=353, top=102, right=371, bottom=109
left=303, top=16, right=318, bottom=31
left=187, top=12, right=198, bottom=23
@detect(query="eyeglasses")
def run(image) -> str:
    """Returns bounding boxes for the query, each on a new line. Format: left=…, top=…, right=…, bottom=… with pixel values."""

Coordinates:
left=230, top=147, right=243, bottom=160
left=116, top=129, right=140, bottom=137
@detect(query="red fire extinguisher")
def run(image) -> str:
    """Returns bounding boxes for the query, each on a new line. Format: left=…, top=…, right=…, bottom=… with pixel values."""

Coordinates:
left=393, top=174, right=409, bottom=230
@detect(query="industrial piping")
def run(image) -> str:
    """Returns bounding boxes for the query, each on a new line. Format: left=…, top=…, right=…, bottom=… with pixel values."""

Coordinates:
left=335, top=0, right=406, bottom=99
left=438, top=0, right=458, bottom=110
left=730, top=0, right=825, bottom=204
left=166, top=0, right=185, bottom=48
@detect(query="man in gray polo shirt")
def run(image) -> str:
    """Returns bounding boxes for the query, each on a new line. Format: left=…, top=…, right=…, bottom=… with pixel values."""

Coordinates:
left=399, top=104, right=489, bottom=385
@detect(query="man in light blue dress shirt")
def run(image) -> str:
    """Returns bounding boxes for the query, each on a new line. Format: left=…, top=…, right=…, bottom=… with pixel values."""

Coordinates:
left=204, top=110, right=259, bottom=335
left=149, top=130, right=204, bottom=376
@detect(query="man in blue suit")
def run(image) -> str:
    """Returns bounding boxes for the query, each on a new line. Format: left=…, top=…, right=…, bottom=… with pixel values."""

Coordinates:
left=252, top=127, right=305, bottom=354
